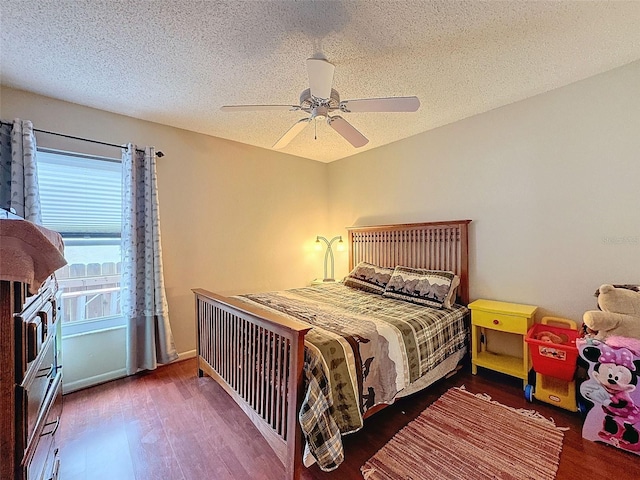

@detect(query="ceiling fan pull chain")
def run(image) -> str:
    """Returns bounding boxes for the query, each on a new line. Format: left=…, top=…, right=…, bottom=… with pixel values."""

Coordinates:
left=314, top=117, right=317, bottom=140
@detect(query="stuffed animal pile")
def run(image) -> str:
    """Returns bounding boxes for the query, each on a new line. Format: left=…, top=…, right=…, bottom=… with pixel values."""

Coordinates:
left=583, top=284, right=640, bottom=341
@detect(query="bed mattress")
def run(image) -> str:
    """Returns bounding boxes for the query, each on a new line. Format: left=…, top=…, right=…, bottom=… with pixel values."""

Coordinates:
left=238, top=282, right=469, bottom=471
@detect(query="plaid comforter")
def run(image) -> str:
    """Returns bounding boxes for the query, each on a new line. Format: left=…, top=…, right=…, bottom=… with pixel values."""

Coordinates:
left=239, top=282, right=468, bottom=471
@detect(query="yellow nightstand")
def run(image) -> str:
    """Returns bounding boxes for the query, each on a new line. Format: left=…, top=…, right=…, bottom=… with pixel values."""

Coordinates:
left=468, top=299, right=538, bottom=388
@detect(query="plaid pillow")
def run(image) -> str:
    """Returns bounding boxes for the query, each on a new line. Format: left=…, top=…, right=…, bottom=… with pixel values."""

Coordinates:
left=344, top=262, right=394, bottom=294
left=383, top=266, right=459, bottom=309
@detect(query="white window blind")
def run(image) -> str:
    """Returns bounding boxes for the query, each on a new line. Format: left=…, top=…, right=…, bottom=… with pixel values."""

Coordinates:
left=37, top=149, right=121, bottom=236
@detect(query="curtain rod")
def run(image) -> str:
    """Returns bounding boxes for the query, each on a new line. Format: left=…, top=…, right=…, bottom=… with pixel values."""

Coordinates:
left=0, top=120, right=164, bottom=157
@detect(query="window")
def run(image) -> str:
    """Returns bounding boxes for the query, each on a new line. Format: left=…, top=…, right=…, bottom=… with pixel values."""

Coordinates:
left=37, top=149, right=123, bottom=334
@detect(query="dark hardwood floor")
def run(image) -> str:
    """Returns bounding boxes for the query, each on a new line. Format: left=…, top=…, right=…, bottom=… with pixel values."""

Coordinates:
left=58, top=358, right=640, bottom=480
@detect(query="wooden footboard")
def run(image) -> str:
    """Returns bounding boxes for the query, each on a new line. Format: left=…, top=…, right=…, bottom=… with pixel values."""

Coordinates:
left=193, top=289, right=311, bottom=480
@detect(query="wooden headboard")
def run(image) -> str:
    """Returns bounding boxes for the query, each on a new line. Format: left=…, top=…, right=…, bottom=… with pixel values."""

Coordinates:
left=347, top=220, right=471, bottom=305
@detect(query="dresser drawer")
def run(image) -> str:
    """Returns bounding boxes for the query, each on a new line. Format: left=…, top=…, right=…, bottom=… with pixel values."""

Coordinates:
left=15, top=294, right=56, bottom=382
left=18, top=333, right=57, bottom=453
left=22, top=371, right=62, bottom=480
left=40, top=446, right=61, bottom=480
left=472, top=309, right=531, bottom=334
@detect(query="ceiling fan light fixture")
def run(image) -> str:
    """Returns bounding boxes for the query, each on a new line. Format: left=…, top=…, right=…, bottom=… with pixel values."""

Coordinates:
left=311, top=105, right=330, bottom=119
left=221, top=57, right=419, bottom=150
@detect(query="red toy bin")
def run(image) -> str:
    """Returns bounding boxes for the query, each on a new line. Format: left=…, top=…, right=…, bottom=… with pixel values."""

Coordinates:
left=525, top=321, right=580, bottom=382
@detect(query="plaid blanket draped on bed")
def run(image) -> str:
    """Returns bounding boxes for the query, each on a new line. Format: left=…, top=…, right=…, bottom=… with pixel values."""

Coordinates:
left=239, top=283, right=468, bottom=471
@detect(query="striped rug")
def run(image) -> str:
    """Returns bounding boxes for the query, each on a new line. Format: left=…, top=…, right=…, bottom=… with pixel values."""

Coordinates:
left=361, top=387, right=565, bottom=480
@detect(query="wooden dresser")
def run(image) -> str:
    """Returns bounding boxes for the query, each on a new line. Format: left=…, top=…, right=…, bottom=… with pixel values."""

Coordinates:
left=1, top=278, right=62, bottom=480
left=1, top=210, right=66, bottom=480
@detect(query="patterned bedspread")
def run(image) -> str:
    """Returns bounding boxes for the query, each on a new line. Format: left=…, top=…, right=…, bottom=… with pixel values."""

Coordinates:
left=238, top=282, right=469, bottom=471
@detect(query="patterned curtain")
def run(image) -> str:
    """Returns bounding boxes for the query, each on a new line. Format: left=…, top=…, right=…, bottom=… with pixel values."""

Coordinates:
left=121, top=144, right=178, bottom=375
left=0, top=119, right=42, bottom=223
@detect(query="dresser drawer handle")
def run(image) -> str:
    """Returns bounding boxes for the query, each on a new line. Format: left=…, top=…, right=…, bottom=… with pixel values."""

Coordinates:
left=41, top=417, right=60, bottom=437
left=49, top=456, right=60, bottom=480
left=36, top=364, right=55, bottom=379
left=27, top=321, right=41, bottom=362
left=492, top=319, right=500, bottom=325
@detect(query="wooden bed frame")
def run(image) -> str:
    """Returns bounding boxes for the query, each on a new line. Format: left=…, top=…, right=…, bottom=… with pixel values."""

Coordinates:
left=193, top=220, right=471, bottom=479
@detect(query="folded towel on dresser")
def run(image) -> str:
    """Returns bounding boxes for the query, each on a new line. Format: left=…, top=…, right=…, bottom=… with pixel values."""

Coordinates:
left=0, top=219, right=67, bottom=290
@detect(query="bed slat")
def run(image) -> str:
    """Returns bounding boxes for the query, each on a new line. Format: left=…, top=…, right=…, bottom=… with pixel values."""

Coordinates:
left=194, top=290, right=310, bottom=480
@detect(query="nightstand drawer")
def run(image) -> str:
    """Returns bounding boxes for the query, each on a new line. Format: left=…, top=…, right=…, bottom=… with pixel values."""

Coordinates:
left=472, top=310, right=530, bottom=334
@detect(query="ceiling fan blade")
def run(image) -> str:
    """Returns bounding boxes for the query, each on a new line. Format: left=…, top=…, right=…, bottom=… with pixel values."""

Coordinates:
left=307, top=58, right=335, bottom=100
left=339, top=96, right=420, bottom=113
left=328, top=116, right=369, bottom=148
left=272, top=118, right=311, bottom=149
left=221, top=105, right=300, bottom=112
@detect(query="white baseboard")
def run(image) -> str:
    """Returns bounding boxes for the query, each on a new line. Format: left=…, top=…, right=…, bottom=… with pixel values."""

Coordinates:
left=62, top=349, right=197, bottom=394
left=63, top=368, right=128, bottom=394
left=177, top=349, right=197, bottom=361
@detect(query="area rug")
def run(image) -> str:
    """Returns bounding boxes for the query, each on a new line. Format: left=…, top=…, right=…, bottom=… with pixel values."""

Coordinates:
left=361, top=387, right=566, bottom=480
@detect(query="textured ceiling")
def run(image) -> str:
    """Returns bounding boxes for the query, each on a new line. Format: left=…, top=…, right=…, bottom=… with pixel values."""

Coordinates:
left=1, top=1, right=640, bottom=163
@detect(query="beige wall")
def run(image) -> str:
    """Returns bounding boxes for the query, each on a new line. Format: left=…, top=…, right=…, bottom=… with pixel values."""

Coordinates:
left=0, top=86, right=330, bottom=357
left=328, top=60, right=640, bottom=322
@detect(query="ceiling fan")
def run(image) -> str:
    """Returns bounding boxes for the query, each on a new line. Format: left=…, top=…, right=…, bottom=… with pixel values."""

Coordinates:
left=221, top=58, right=420, bottom=149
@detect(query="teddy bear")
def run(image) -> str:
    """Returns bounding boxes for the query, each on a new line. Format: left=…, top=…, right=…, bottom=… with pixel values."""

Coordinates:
left=583, top=284, right=640, bottom=341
